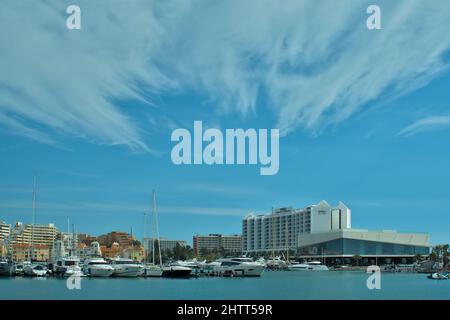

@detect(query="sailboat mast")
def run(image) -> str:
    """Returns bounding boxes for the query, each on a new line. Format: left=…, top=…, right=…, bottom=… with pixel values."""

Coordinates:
left=151, top=199, right=155, bottom=265
left=143, top=211, right=147, bottom=264
left=153, top=190, right=162, bottom=267
left=72, top=223, right=75, bottom=254
left=67, top=217, right=70, bottom=255
left=30, top=175, right=37, bottom=262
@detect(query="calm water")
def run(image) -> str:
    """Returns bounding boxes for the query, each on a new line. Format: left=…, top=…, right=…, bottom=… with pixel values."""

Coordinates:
left=1, top=271, right=449, bottom=300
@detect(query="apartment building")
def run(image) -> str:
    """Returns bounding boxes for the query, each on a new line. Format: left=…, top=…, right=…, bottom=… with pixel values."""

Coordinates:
left=193, top=234, right=242, bottom=256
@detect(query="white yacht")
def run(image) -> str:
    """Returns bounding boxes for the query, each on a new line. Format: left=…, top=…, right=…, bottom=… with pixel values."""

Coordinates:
left=110, top=257, right=144, bottom=277
left=265, top=256, right=288, bottom=269
left=83, top=258, right=114, bottom=277
left=162, top=264, right=192, bottom=278
left=14, top=263, right=25, bottom=276
left=23, top=263, right=48, bottom=277
left=54, top=257, right=83, bottom=277
left=214, top=257, right=265, bottom=277
left=288, top=261, right=329, bottom=271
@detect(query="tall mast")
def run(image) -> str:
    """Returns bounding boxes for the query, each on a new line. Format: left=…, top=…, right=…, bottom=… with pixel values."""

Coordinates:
left=143, top=211, right=147, bottom=264
left=67, top=217, right=70, bottom=255
left=72, top=223, right=75, bottom=254
left=153, top=190, right=162, bottom=267
left=30, top=175, right=37, bottom=262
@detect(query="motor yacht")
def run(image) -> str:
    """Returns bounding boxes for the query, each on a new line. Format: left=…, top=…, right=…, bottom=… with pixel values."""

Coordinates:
left=14, top=263, right=25, bottom=276
left=214, top=257, right=265, bottom=277
left=83, top=258, right=114, bottom=277
left=288, top=261, right=329, bottom=271
left=54, top=256, right=83, bottom=277
left=23, top=263, right=48, bottom=277
left=110, top=257, right=144, bottom=277
left=265, top=256, right=287, bottom=269
left=0, top=259, right=15, bottom=276
left=162, top=264, right=192, bottom=278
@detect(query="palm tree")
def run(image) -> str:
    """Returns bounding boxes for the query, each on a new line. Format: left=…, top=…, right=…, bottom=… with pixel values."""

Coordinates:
left=414, top=253, right=422, bottom=263
left=429, top=251, right=438, bottom=262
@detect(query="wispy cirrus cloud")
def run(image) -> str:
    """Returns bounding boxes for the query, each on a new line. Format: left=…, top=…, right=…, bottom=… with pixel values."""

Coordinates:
left=399, top=116, right=450, bottom=136
left=0, top=200, right=250, bottom=217
left=1, top=0, right=450, bottom=149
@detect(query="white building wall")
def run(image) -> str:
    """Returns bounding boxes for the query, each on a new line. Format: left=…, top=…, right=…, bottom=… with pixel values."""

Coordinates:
left=310, top=200, right=332, bottom=233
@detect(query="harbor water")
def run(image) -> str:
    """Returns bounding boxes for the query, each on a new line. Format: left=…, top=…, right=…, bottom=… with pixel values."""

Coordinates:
left=1, top=271, right=449, bottom=300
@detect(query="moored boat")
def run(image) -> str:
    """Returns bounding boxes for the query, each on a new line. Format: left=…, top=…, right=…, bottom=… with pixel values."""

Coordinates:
left=110, top=257, right=144, bottom=277
left=427, top=272, right=448, bottom=280
left=0, top=259, right=15, bottom=276
left=162, top=265, right=192, bottom=278
left=144, top=264, right=163, bottom=277
left=83, top=258, right=114, bottom=277
left=54, top=256, right=83, bottom=277
left=23, top=263, right=48, bottom=277
left=288, top=261, right=329, bottom=271
left=213, top=257, right=264, bottom=277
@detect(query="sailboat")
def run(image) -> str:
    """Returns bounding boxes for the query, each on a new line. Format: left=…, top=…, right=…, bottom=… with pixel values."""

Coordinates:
left=144, top=190, right=163, bottom=277
left=23, top=175, right=48, bottom=277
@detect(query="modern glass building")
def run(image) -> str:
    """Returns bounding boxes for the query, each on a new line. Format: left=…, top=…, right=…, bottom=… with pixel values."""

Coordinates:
left=297, top=229, right=430, bottom=265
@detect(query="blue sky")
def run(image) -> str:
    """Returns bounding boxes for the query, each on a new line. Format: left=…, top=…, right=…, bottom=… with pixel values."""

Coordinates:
left=1, top=1, right=450, bottom=245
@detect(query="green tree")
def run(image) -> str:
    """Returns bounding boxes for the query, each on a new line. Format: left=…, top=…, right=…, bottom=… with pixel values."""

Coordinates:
left=443, top=244, right=449, bottom=270
left=173, top=243, right=187, bottom=261
left=429, top=251, right=438, bottom=262
left=352, top=255, right=362, bottom=267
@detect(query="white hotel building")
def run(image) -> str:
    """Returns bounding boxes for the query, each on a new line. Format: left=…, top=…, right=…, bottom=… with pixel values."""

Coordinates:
left=242, top=201, right=430, bottom=264
left=243, top=201, right=350, bottom=253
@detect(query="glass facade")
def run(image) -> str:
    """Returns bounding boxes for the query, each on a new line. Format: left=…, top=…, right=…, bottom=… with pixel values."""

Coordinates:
left=298, top=238, right=429, bottom=256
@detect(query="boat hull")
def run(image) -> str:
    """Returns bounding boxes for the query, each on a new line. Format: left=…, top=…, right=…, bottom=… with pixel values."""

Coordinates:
left=215, top=265, right=265, bottom=277
left=86, top=266, right=114, bottom=277
left=288, top=264, right=329, bottom=271
left=0, top=265, right=15, bottom=276
left=162, top=266, right=192, bottom=278
left=144, top=266, right=163, bottom=277
left=111, top=265, right=144, bottom=277
left=23, top=266, right=48, bottom=277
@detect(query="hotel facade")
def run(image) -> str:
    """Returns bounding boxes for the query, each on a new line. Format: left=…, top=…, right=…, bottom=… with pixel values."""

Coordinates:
left=242, top=201, right=430, bottom=264
left=193, top=234, right=242, bottom=256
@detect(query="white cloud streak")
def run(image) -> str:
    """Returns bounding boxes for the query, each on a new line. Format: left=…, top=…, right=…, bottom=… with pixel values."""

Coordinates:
left=1, top=0, right=450, bottom=149
left=399, top=116, right=450, bottom=136
left=0, top=200, right=249, bottom=217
